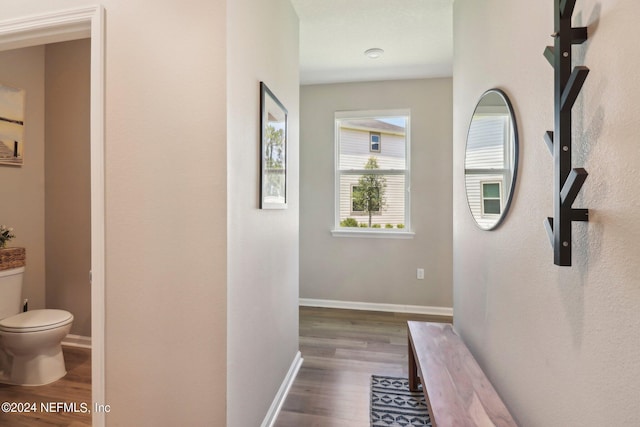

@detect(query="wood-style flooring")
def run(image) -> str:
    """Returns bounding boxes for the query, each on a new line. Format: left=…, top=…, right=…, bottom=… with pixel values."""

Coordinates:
left=274, top=306, right=452, bottom=427
left=0, top=346, right=91, bottom=427
left=0, top=308, right=449, bottom=427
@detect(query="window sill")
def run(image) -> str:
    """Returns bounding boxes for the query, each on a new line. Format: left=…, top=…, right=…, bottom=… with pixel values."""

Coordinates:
left=331, top=229, right=415, bottom=239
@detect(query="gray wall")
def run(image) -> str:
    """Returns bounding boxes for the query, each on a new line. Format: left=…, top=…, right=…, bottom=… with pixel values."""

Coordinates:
left=45, top=39, right=91, bottom=337
left=300, top=79, right=453, bottom=309
left=0, top=46, right=46, bottom=311
left=227, top=0, right=299, bottom=425
left=453, top=0, right=640, bottom=425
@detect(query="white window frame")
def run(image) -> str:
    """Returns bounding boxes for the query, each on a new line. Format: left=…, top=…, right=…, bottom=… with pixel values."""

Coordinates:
left=481, top=180, right=502, bottom=217
left=369, top=131, right=381, bottom=153
left=332, top=109, right=414, bottom=239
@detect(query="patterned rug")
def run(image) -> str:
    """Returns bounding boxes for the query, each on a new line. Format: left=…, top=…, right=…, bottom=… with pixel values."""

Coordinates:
left=370, top=375, right=432, bottom=427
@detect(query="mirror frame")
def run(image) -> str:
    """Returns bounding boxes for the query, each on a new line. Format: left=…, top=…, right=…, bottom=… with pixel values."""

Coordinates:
left=464, top=88, right=519, bottom=231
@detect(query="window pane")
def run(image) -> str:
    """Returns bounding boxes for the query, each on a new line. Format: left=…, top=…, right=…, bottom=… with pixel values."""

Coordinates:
left=483, top=182, right=500, bottom=198
left=339, top=118, right=406, bottom=170
left=335, top=111, right=409, bottom=231
left=483, top=199, right=501, bottom=214
left=339, top=174, right=405, bottom=227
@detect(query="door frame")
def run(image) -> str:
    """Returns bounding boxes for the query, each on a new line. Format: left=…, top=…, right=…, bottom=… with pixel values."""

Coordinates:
left=0, top=6, right=106, bottom=427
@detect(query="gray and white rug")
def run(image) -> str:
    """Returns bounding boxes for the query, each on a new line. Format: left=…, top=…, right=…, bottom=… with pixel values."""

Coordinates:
left=370, top=375, right=432, bottom=427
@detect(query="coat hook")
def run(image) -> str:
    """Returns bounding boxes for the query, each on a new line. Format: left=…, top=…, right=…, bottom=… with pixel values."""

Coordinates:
left=543, top=0, right=590, bottom=266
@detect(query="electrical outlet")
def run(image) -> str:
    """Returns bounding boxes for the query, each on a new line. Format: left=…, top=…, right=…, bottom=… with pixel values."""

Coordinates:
left=417, top=268, right=425, bottom=280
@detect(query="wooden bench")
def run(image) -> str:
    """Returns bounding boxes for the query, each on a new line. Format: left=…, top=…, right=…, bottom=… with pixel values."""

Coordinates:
left=408, top=321, right=517, bottom=427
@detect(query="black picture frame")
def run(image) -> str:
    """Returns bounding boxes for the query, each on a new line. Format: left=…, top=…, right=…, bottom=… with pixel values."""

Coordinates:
left=260, top=82, right=288, bottom=209
left=0, top=83, right=26, bottom=166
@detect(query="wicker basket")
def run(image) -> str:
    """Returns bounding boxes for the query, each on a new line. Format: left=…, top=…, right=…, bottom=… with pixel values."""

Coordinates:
left=0, top=247, right=26, bottom=271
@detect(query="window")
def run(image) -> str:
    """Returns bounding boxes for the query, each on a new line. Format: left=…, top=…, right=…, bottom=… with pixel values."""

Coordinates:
left=334, top=109, right=411, bottom=236
left=370, top=132, right=381, bottom=152
left=481, top=181, right=502, bottom=215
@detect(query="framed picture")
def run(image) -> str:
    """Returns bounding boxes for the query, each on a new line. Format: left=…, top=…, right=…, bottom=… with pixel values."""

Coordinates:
left=260, top=82, right=288, bottom=209
left=0, top=83, right=26, bottom=166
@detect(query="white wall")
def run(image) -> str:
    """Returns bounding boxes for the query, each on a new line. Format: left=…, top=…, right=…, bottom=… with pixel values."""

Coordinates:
left=226, top=0, right=299, bottom=425
left=300, top=79, right=453, bottom=309
left=0, top=46, right=46, bottom=311
left=454, top=1, right=640, bottom=425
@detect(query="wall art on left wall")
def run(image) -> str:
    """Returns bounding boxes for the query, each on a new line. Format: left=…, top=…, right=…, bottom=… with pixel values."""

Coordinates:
left=260, top=81, right=288, bottom=209
left=0, top=83, right=25, bottom=166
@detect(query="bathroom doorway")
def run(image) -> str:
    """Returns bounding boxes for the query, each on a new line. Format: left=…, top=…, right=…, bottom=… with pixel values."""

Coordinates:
left=0, top=7, right=106, bottom=427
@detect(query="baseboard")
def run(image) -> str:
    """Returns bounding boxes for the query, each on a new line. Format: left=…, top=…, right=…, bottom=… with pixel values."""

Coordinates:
left=62, top=334, right=92, bottom=349
left=299, top=298, right=454, bottom=318
left=261, top=351, right=303, bottom=427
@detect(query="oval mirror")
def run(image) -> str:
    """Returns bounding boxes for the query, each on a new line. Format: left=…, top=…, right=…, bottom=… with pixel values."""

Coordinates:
left=464, top=89, right=519, bottom=230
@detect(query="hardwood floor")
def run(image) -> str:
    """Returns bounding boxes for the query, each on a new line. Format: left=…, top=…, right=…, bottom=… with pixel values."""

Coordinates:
left=274, top=306, right=452, bottom=427
left=0, top=309, right=449, bottom=427
left=0, top=346, right=91, bottom=427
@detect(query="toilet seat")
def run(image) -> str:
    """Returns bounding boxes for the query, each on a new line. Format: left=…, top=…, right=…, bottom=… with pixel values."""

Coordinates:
left=0, top=309, right=73, bottom=333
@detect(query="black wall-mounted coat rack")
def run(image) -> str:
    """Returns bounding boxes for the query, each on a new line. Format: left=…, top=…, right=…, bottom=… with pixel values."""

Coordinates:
left=543, top=0, right=589, bottom=266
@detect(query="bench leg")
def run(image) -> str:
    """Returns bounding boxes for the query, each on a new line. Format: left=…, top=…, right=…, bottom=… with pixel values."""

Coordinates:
left=408, top=334, right=419, bottom=391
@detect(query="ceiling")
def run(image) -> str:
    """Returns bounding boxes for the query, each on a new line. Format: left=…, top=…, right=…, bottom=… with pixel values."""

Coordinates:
left=289, top=0, right=453, bottom=85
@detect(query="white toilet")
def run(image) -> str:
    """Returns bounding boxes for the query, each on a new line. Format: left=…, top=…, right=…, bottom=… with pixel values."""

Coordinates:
left=0, top=267, right=74, bottom=386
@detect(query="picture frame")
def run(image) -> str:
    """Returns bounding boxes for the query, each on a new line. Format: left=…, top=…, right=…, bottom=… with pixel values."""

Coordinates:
left=260, top=82, right=288, bottom=209
left=0, top=83, right=26, bottom=166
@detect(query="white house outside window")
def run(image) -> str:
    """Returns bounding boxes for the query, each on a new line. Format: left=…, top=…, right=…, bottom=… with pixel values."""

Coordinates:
left=333, top=109, right=413, bottom=238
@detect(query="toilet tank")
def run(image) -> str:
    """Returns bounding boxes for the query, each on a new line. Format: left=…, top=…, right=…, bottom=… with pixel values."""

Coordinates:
left=0, top=267, right=24, bottom=320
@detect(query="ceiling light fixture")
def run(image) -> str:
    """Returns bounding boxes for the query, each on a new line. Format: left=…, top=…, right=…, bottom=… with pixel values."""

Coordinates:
left=364, top=48, right=384, bottom=59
